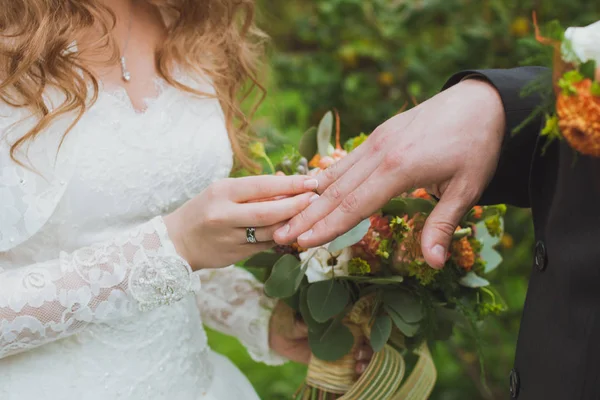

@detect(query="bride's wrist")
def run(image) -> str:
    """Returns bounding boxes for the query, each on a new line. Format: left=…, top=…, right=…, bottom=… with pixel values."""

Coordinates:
left=163, top=212, right=194, bottom=269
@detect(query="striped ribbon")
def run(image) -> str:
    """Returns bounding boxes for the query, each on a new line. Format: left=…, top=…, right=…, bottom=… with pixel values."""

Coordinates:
left=336, top=341, right=436, bottom=400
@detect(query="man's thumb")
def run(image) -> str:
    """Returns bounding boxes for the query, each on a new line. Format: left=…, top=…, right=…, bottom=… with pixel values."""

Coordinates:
left=421, top=187, right=475, bottom=269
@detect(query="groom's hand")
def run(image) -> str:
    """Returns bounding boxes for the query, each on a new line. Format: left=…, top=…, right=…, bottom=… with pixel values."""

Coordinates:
left=274, top=79, right=506, bottom=269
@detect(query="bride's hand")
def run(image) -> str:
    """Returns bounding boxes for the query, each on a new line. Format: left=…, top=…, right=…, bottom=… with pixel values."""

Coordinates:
left=269, top=302, right=373, bottom=373
left=164, top=175, right=319, bottom=271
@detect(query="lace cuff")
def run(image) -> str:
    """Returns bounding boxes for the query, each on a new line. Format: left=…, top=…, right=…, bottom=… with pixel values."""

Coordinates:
left=195, top=267, right=287, bottom=366
left=244, top=297, right=288, bottom=366
left=0, top=216, right=198, bottom=359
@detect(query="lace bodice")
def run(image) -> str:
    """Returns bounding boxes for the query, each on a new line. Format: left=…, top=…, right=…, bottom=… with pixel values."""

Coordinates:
left=0, top=72, right=284, bottom=398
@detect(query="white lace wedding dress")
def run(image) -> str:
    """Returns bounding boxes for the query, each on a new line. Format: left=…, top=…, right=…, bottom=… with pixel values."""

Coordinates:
left=0, top=70, right=286, bottom=399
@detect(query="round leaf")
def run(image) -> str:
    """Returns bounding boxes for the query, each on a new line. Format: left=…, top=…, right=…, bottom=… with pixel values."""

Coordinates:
left=241, top=251, right=282, bottom=268
left=382, top=290, right=424, bottom=323
left=458, top=272, right=490, bottom=288
left=385, top=306, right=420, bottom=337
left=264, top=254, right=306, bottom=298
left=370, top=315, right=392, bottom=352
left=309, top=320, right=354, bottom=361
left=307, top=280, right=350, bottom=323
left=298, top=126, right=318, bottom=159
left=482, top=246, right=503, bottom=273
left=299, top=286, right=322, bottom=332
left=475, top=219, right=504, bottom=247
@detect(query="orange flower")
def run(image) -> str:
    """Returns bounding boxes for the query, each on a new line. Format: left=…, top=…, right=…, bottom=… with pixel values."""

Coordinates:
left=318, top=156, right=335, bottom=169
left=352, top=215, right=390, bottom=259
left=308, top=154, right=321, bottom=168
left=291, top=242, right=307, bottom=254
left=472, top=206, right=483, bottom=219
left=556, top=79, right=600, bottom=156
left=410, top=188, right=432, bottom=200
left=452, top=237, right=475, bottom=271
left=370, top=214, right=392, bottom=239
left=393, top=215, right=425, bottom=266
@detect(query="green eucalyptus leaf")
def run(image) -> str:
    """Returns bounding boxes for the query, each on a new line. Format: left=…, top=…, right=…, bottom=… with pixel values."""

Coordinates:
left=307, top=280, right=350, bottom=323
left=298, top=126, right=318, bottom=160
left=309, top=319, right=354, bottom=361
left=283, top=277, right=308, bottom=311
left=385, top=306, right=420, bottom=337
left=369, top=315, right=392, bottom=352
left=382, top=290, right=424, bottom=323
left=317, top=111, right=334, bottom=157
left=475, top=220, right=503, bottom=247
left=241, top=251, right=282, bottom=268
left=459, top=272, right=490, bottom=288
left=481, top=246, right=503, bottom=273
left=264, top=255, right=307, bottom=298
left=328, top=219, right=371, bottom=253
left=299, top=286, right=322, bottom=331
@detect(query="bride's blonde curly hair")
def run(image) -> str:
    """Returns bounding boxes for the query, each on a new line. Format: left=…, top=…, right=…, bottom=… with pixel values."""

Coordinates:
left=0, top=0, right=266, bottom=170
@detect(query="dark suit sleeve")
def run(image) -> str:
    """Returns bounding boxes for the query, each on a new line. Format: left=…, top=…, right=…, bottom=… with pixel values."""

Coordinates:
left=442, top=67, right=551, bottom=207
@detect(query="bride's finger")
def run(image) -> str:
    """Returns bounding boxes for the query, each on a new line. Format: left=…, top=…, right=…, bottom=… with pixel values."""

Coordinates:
left=234, top=192, right=318, bottom=228
left=245, top=194, right=290, bottom=203
left=237, top=222, right=287, bottom=243
left=228, top=175, right=318, bottom=203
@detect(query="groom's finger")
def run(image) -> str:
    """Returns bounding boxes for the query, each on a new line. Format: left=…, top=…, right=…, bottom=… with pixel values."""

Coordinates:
left=274, top=154, right=378, bottom=244
left=314, top=141, right=368, bottom=194
left=296, top=165, right=410, bottom=248
left=420, top=178, right=479, bottom=269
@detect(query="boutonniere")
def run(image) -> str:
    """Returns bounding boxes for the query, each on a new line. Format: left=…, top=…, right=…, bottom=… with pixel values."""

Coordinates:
left=525, top=13, right=600, bottom=156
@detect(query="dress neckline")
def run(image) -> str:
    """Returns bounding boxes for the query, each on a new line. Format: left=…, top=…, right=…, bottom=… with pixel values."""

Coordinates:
left=99, top=75, right=170, bottom=115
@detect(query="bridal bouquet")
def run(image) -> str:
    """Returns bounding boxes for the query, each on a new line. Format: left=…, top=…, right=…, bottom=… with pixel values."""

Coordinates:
left=523, top=13, right=600, bottom=156
left=246, top=112, right=507, bottom=399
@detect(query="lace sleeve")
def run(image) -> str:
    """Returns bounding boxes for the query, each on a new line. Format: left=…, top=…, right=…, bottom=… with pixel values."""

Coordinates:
left=0, top=217, right=199, bottom=359
left=195, top=266, right=287, bottom=366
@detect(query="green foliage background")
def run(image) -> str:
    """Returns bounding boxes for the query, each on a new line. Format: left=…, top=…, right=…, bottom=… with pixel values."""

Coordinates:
left=207, top=1, right=600, bottom=399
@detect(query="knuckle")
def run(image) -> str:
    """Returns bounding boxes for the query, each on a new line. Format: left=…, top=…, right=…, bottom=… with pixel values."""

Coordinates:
left=339, top=193, right=360, bottom=214
left=432, top=219, right=457, bottom=238
left=297, top=209, right=310, bottom=224
left=295, top=194, right=312, bottom=212
left=381, top=149, right=402, bottom=171
left=325, top=183, right=343, bottom=201
left=369, top=132, right=387, bottom=154
left=323, top=162, right=338, bottom=181
left=204, top=208, right=225, bottom=226
left=207, top=179, right=228, bottom=199
left=450, top=180, right=481, bottom=206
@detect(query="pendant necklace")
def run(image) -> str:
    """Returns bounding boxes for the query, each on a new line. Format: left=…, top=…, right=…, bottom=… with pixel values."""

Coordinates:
left=120, top=2, right=133, bottom=82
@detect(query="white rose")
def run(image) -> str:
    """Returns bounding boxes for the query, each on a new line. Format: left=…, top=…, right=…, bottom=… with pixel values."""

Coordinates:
left=563, top=20, right=600, bottom=64
left=300, top=245, right=353, bottom=283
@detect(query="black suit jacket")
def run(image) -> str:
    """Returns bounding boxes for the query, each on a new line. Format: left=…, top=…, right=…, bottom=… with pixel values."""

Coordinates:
left=444, top=68, right=600, bottom=399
